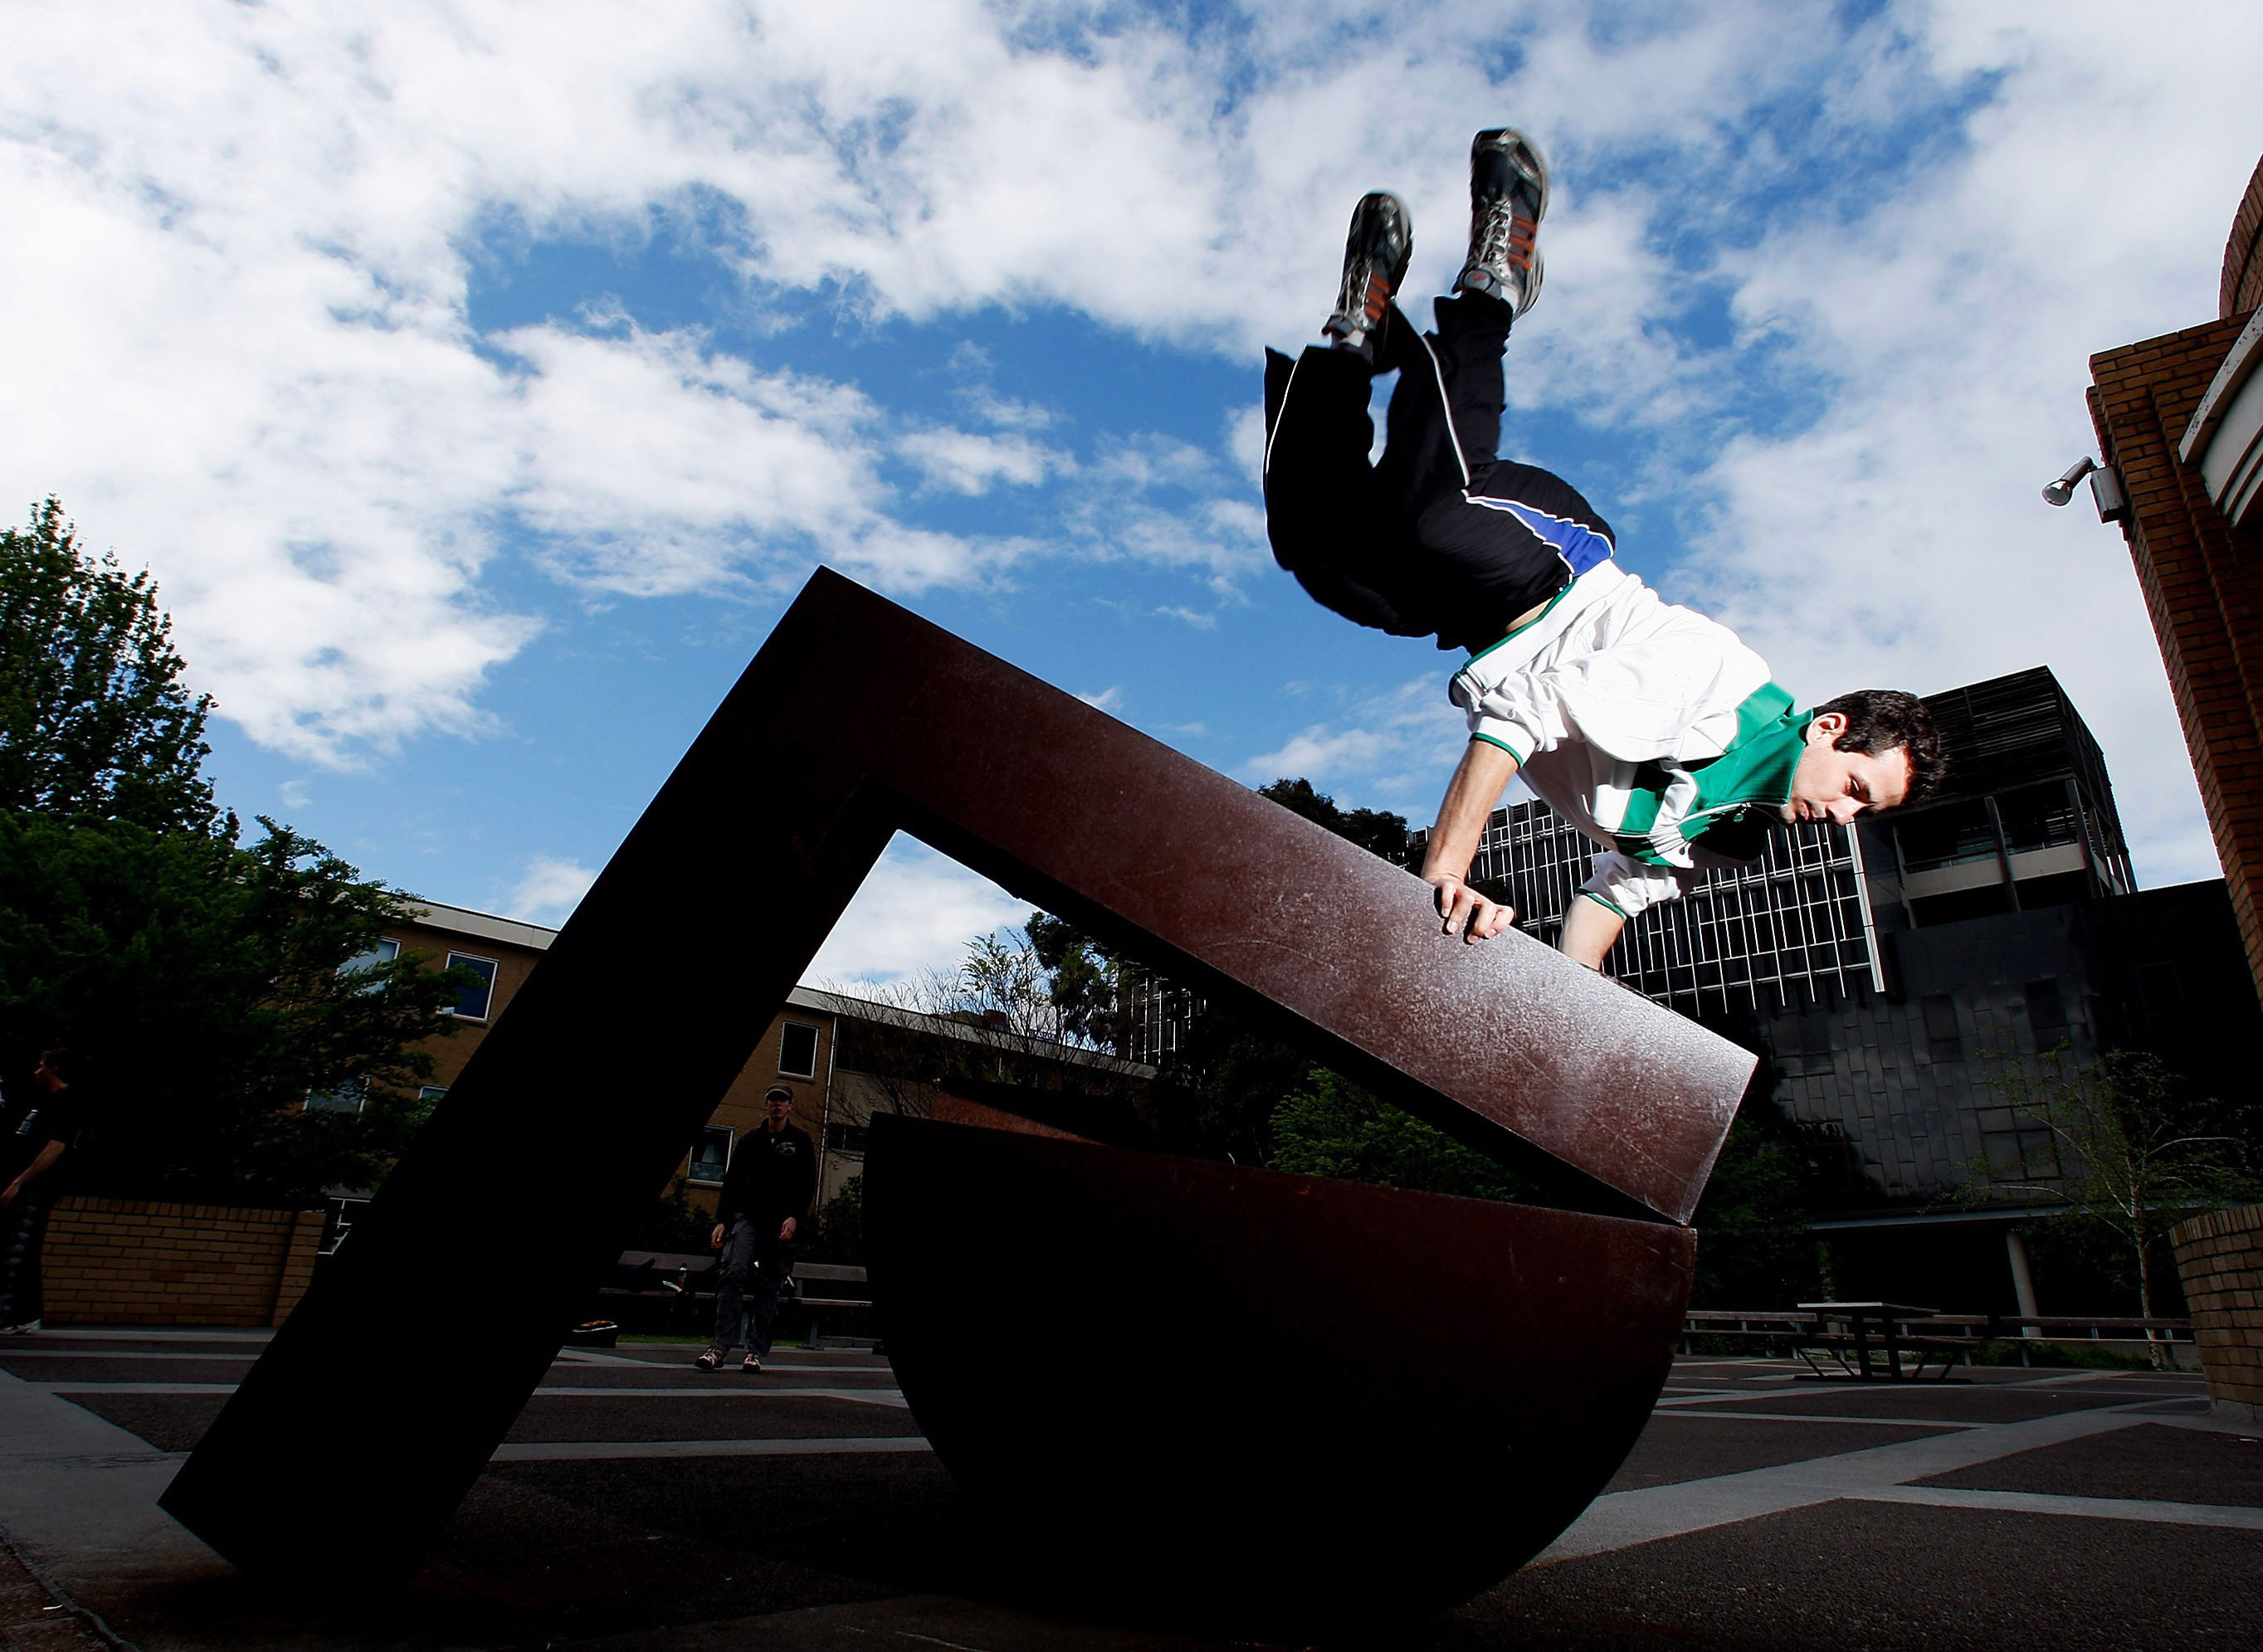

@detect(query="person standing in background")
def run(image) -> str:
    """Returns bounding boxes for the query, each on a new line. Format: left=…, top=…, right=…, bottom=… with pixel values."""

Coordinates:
left=695, top=1085, right=816, bottom=1373
left=0, top=1049, right=89, bottom=1335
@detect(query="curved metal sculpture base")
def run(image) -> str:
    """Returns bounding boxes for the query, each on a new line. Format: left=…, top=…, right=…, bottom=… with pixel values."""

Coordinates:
left=867, top=1115, right=1695, bottom=1620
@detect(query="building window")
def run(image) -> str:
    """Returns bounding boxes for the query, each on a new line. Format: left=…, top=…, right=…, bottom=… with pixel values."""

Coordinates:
left=824, top=1120, right=871, bottom=1154
left=1920, top=994, right=1963, bottom=1063
left=687, top=1126, right=732, bottom=1185
left=1773, top=999, right=1838, bottom=1077
left=1983, top=1123, right=2062, bottom=1182
left=305, top=1079, right=365, bottom=1114
left=2025, top=978, right=2069, bottom=1051
left=778, top=1020, right=820, bottom=1079
left=446, top=952, right=500, bottom=1020
left=339, top=938, right=400, bottom=982
left=418, top=1085, right=448, bottom=1104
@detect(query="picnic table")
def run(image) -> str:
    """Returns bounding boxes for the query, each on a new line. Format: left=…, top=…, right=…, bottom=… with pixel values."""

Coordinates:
left=1796, top=1301, right=1944, bottom=1382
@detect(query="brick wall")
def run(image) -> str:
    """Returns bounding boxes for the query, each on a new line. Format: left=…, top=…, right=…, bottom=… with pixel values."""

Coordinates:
left=2088, top=313, right=2263, bottom=1010
left=42, top=1197, right=327, bottom=1328
left=2171, top=1204, right=2263, bottom=1421
left=2222, top=153, right=2263, bottom=319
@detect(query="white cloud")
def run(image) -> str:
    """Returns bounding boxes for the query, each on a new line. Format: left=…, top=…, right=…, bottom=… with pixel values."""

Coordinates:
left=807, top=836, right=1030, bottom=987
left=1241, top=678, right=1468, bottom=814
left=1662, top=3, right=2263, bottom=885
left=1075, top=685, right=1126, bottom=712
left=508, top=855, right=597, bottom=924
left=3, top=0, right=2257, bottom=905
left=898, top=428, right=1071, bottom=496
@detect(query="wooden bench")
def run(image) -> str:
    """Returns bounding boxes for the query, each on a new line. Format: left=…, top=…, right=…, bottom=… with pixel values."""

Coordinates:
left=790, top=1262, right=875, bottom=1349
left=595, top=1250, right=873, bottom=1345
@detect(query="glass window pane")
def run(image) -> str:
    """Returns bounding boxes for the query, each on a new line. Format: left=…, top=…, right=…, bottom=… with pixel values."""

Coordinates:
left=446, top=953, right=499, bottom=1020
left=687, top=1126, right=732, bottom=1185
left=778, top=1021, right=820, bottom=1079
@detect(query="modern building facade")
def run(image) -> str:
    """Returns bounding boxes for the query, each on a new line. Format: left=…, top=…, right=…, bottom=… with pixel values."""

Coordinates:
left=2084, top=151, right=2263, bottom=1010
left=1409, top=667, right=2259, bottom=1312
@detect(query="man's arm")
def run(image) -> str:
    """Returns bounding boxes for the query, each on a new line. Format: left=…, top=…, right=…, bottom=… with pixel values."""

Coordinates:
left=0, top=1139, right=65, bottom=1207
left=1421, top=739, right=1521, bottom=943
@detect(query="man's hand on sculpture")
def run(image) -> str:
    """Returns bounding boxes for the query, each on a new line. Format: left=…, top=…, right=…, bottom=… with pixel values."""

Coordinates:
left=1429, top=874, right=1515, bottom=942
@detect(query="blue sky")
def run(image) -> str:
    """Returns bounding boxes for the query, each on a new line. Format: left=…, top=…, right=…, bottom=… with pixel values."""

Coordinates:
left=6, top=2, right=2260, bottom=983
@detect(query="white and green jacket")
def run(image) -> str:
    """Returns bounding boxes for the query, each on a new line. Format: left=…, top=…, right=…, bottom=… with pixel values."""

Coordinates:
left=1447, top=561, right=1810, bottom=919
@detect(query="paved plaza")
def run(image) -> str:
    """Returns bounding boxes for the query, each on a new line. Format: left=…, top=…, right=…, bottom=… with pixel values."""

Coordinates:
left=1, top=1328, right=2259, bottom=1650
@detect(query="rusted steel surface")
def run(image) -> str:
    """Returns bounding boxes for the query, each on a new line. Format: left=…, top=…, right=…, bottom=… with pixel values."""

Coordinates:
left=867, top=1114, right=1695, bottom=1615
left=160, top=568, right=1748, bottom=1590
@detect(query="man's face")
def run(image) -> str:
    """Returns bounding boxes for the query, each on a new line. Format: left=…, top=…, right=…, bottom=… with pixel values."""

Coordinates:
left=1783, top=713, right=1911, bottom=826
left=766, top=1093, right=793, bottom=1128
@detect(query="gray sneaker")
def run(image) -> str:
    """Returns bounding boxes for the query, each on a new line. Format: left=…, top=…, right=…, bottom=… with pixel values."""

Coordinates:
left=1323, top=192, right=1414, bottom=361
left=1456, top=128, right=1548, bottom=315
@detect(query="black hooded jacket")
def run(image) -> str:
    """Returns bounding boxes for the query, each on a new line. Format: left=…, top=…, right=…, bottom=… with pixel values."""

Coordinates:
left=715, top=1121, right=817, bottom=1233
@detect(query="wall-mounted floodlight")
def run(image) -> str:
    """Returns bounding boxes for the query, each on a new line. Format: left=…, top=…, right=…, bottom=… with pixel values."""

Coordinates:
left=2041, top=457, right=2099, bottom=506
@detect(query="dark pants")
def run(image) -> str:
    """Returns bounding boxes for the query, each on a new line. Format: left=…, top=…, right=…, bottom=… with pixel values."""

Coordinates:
left=0, top=1184, right=51, bottom=1328
left=1262, top=290, right=1615, bottom=653
left=714, top=1215, right=792, bottom=1356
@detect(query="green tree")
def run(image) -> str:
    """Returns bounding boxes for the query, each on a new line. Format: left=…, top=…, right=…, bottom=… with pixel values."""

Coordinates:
left=1686, top=1113, right=1821, bottom=1307
left=1258, top=777, right=1409, bottom=862
left=806, top=1176, right=866, bottom=1265
left=1270, top=1066, right=1524, bottom=1201
left=1975, top=1048, right=2256, bottom=1357
left=0, top=499, right=220, bottom=833
left=1, top=497, right=471, bottom=1205
left=0, top=813, right=466, bottom=1205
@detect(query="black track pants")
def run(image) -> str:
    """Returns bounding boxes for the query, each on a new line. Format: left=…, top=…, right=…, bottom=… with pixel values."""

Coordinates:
left=1262, top=290, right=1615, bottom=652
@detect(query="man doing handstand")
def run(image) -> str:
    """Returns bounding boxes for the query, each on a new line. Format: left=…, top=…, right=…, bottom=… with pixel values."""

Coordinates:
left=1263, top=129, right=1943, bottom=967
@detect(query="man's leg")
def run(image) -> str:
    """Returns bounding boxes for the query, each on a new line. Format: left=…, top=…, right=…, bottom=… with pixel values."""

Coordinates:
left=744, top=1237, right=789, bottom=1362
left=712, top=1216, right=757, bottom=1351
left=1262, top=192, right=1442, bottom=641
left=1262, top=342, right=1436, bottom=638
left=0, top=1188, right=47, bottom=1329
left=1376, top=290, right=1617, bottom=651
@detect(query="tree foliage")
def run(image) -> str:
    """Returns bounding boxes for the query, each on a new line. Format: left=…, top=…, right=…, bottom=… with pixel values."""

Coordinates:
left=0, top=497, right=469, bottom=1206
left=1270, top=1066, right=1525, bottom=1201
left=0, top=813, right=466, bottom=1204
left=1257, top=777, right=1409, bottom=862
left=1, top=499, right=220, bottom=833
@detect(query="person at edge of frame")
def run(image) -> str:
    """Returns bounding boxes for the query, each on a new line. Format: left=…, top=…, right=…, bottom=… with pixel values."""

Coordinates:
left=697, top=1084, right=817, bottom=1374
left=1261, top=127, right=1946, bottom=968
left=0, top=1048, right=90, bottom=1336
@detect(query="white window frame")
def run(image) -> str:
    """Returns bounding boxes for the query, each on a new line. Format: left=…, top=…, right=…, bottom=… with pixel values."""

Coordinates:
left=339, top=938, right=401, bottom=977
left=305, top=1079, right=367, bottom=1114
left=445, top=951, right=500, bottom=1021
left=778, top=1019, right=821, bottom=1079
left=688, top=1125, right=734, bottom=1186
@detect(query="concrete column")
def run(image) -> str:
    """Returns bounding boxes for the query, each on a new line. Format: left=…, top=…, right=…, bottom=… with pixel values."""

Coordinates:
left=2006, top=1228, right=2040, bottom=1335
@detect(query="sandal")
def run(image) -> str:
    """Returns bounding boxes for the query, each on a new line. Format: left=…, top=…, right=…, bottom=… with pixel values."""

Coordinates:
left=742, top=1352, right=763, bottom=1373
left=694, top=1347, right=724, bottom=1371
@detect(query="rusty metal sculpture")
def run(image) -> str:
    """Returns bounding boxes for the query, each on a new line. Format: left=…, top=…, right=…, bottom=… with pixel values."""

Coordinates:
left=160, top=568, right=1752, bottom=1607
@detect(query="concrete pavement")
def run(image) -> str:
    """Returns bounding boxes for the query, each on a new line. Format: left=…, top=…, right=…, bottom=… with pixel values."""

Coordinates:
left=2, top=1332, right=2258, bottom=1649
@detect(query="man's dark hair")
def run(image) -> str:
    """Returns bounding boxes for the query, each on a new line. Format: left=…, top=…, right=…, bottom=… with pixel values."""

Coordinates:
left=1815, top=689, right=1945, bottom=807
